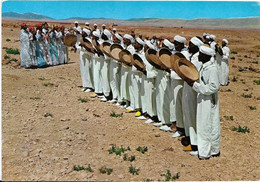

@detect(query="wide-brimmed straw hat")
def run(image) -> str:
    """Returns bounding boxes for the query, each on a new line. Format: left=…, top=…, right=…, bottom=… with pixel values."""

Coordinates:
left=109, top=44, right=124, bottom=61
left=119, top=49, right=133, bottom=66
left=64, top=34, right=77, bottom=47
left=170, top=52, right=186, bottom=71
left=145, top=48, right=167, bottom=70
left=157, top=48, right=173, bottom=69
left=133, top=54, right=146, bottom=72
left=100, top=42, right=111, bottom=57
left=80, top=38, right=95, bottom=53
left=173, top=57, right=199, bottom=83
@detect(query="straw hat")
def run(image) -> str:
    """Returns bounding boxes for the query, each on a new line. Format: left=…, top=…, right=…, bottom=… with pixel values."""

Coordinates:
left=170, top=52, right=186, bottom=71
left=119, top=50, right=133, bottom=66
left=133, top=54, right=146, bottom=72
left=145, top=48, right=167, bottom=70
left=100, top=42, right=111, bottom=57
left=92, top=39, right=103, bottom=55
left=157, top=48, right=173, bottom=69
left=173, top=58, right=199, bottom=84
left=80, top=38, right=95, bottom=53
left=109, top=44, right=124, bottom=61
left=64, top=34, right=77, bottom=47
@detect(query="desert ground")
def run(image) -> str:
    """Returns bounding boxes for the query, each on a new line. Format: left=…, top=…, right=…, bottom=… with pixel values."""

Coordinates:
left=1, top=20, right=260, bottom=181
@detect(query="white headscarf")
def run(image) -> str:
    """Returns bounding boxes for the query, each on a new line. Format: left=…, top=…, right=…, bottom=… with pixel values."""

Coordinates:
left=115, top=33, right=123, bottom=42
left=124, top=34, right=135, bottom=44
left=145, top=40, right=156, bottom=50
left=103, top=29, right=112, bottom=40
left=163, top=39, right=175, bottom=50
left=136, top=37, right=145, bottom=46
left=190, top=37, right=204, bottom=47
left=222, top=39, right=229, bottom=44
left=93, top=30, right=100, bottom=38
left=199, top=45, right=214, bottom=56
left=82, top=28, right=90, bottom=36
left=210, top=34, right=216, bottom=40
left=174, top=35, right=186, bottom=44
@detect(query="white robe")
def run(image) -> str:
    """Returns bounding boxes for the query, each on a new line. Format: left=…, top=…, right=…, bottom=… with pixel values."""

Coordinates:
left=79, top=38, right=94, bottom=89
left=101, top=53, right=111, bottom=97
left=20, top=29, right=32, bottom=67
left=141, top=51, right=157, bottom=116
left=182, top=52, right=202, bottom=140
left=192, top=60, right=220, bottom=158
left=74, top=26, right=82, bottom=47
left=221, top=46, right=230, bottom=85
left=109, top=59, right=121, bottom=100
left=92, top=53, right=102, bottom=94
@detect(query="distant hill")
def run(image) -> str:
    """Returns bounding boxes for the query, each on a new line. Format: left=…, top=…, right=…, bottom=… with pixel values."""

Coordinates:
left=2, top=12, right=260, bottom=29
left=2, top=12, right=53, bottom=20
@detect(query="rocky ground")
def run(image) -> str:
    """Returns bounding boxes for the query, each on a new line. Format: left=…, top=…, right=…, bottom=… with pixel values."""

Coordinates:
left=2, top=20, right=260, bottom=181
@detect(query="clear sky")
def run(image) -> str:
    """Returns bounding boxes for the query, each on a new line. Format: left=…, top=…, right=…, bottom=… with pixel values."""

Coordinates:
left=2, top=1, right=260, bottom=20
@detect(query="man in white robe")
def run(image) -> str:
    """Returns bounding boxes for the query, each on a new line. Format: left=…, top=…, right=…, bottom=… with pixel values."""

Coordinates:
left=189, top=45, right=220, bottom=160
left=79, top=28, right=94, bottom=92
left=220, top=39, right=230, bottom=86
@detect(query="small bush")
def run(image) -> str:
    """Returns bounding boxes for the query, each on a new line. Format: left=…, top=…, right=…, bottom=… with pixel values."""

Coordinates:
left=6, top=38, right=11, bottom=42
left=231, top=51, right=238, bottom=54
left=93, top=113, right=100, bottom=117
left=232, top=125, right=250, bottom=133
left=110, top=111, right=123, bottom=118
left=85, top=164, right=94, bottom=172
left=129, top=165, right=140, bottom=175
left=4, top=55, right=10, bottom=59
left=123, top=154, right=135, bottom=162
left=136, top=146, right=148, bottom=154
left=252, top=61, right=258, bottom=64
left=5, top=48, right=19, bottom=55
left=253, top=80, right=260, bottom=85
left=30, top=97, right=40, bottom=100
left=161, top=170, right=180, bottom=181
left=10, top=58, right=18, bottom=62
left=230, top=57, right=235, bottom=60
left=244, top=55, right=248, bottom=58
left=224, top=115, right=234, bottom=121
left=99, top=166, right=113, bottom=175
left=108, top=145, right=130, bottom=155
left=43, top=82, right=54, bottom=87
left=44, top=113, right=53, bottom=118
left=248, top=106, right=256, bottom=110
left=73, top=164, right=93, bottom=172
left=78, top=97, right=89, bottom=103
left=241, top=93, right=252, bottom=98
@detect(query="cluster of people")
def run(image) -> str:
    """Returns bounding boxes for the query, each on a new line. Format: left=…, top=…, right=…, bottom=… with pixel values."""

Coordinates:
left=20, top=22, right=68, bottom=68
left=74, top=21, right=231, bottom=160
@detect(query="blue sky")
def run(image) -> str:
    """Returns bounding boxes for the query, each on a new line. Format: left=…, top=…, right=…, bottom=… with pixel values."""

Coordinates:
left=2, top=1, right=260, bottom=20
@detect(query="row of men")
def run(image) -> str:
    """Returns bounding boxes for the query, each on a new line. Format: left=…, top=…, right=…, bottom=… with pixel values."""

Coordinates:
left=20, top=22, right=68, bottom=68
left=75, top=22, right=231, bottom=160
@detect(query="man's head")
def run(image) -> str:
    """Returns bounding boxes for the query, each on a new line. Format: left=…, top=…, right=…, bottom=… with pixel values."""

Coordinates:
left=93, top=23, right=97, bottom=30
left=112, top=28, right=116, bottom=34
left=162, top=39, right=175, bottom=50
left=134, top=37, right=145, bottom=50
left=85, top=22, right=89, bottom=26
left=222, top=39, right=228, bottom=47
left=102, top=24, right=106, bottom=30
left=43, top=22, right=48, bottom=29
left=188, top=36, right=204, bottom=54
left=198, top=45, right=214, bottom=63
left=123, top=34, right=134, bottom=46
left=74, top=21, right=78, bottom=27
left=21, top=23, right=27, bottom=30
left=173, top=35, right=186, bottom=52
left=113, top=33, right=123, bottom=43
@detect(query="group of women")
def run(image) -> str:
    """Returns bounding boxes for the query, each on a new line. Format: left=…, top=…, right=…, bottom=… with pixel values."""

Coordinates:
left=20, top=22, right=68, bottom=68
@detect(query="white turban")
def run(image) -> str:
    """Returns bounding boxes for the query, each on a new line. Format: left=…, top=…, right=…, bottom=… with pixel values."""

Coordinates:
left=115, top=33, right=123, bottom=42
left=190, top=37, right=204, bottom=47
left=206, top=35, right=210, bottom=39
left=210, top=34, right=216, bottom=40
left=136, top=37, right=145, bottom=46
left=124, top=34, right=135, bottom=44
left=174, top=35, right=186, bottom=44
left=103, top=29, right=112, bottom=39
left=85, top=22, right=89, bottom=25
left=74, top=21, right=78, bottom=24
left=93, top=30, right=100, bottom=38
left=94, top=23, right=97, bottom=26
left=203, top=33, right=208, bottom=37
left=145, top=41, right=156, bottom=50
left=199, top=45, right=214, bottom=56
left=102, top=24, right=106, bottom=27
left=113, top=28, right=116, bottom=31
left=222, top=39, right=229, bottom=44
left=163, top=39, right=175, bottom=50
left=83, top=28, right=90, bottom=36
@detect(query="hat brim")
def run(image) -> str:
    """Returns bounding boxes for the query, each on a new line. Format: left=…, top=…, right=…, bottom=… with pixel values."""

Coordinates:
left=100, top=42, right=111, bottom=57
left=157, top=48, right=172, bottom=69
left=64, top=34, right=77, bottom=47
left=174, top=58, right=199, bottom=83
left=133, top=54, right=146, bottom=72
left=109, top=44, right=124, bottom=61
left=145, top=48, right=167, bottom=70
left=92, top=39, right=103, bottom=55
left=80, top=38, right=95, bottom=54
left=119, top=49, right=133, bottom=66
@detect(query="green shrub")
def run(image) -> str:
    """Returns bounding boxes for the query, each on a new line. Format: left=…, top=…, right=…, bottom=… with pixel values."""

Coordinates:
left=5, top=48, right=19, bottom=55
left=241, top=93, right=252, bottom=98
left=78, top=97, right=89, bottom=103
left=44, top=113, right=53, bottom=117
left=231, top=76, right=237, bottom=82
left=136, top=146, right=148, bottom=154
left=6, top=38, right=11, bottom=42
left=253, top=80, right=260, bottom=85
left=248, top=106, right=256, bottom=110
left=129, top=165, right=140, bottom=175
left=108, top=145, right=130, bottom=155
left=30, top=97, right=40, bottom=100
left=110, top=111, right=123, bottom=118
left=231, top=51, right=238, bottom=54
left=232, top=125, right=250, bottom=133
left=4, top=55, right=10, bottom=59
left=43, top=82, right=54, bottom=87
left=161, top=170, right=180, bottom=181
left=99, top=166, right=113, bottom=175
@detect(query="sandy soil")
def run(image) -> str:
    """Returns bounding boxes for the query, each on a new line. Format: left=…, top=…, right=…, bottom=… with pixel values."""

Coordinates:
left=2, top=20, right=260, bottom=181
